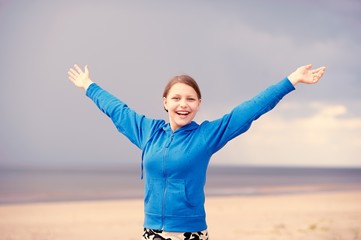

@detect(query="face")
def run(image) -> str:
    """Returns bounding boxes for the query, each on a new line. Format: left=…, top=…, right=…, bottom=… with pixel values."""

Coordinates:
left=163, top=83, right=201, bottom=131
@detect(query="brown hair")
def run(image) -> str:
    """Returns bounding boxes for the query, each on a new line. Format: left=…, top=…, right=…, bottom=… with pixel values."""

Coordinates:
left=162, top=75, right=202, bottom=99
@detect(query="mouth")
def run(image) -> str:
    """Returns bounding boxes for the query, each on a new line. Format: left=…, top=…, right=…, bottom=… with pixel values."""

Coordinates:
left=176, top=111, right=190, bottom=116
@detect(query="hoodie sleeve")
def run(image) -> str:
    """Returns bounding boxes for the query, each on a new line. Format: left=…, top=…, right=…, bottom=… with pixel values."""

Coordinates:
left=202, top=78, right=295, bottom=154
left=86, top=83, right=164, bottom=149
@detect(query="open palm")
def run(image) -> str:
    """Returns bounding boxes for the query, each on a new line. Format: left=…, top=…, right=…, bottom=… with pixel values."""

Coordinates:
left=68, top=64, right=93, bottom=90
left=288, top=64, right=326, bottom=85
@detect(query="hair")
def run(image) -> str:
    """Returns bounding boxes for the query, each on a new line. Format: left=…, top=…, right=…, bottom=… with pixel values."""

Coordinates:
left=162, top=75, right=202, bottom=99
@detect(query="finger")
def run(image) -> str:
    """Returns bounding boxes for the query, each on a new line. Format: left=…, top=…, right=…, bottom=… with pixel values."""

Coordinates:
left=68, top=75, right=74, bottom=81
left=74, top=64, right=83, bottom=74
left=316, top=68, right=325, bottom=76
left=312, top=75, right=321, bottom=83
left=318, top=70, right=325, bottom=79
left=319, top=67, right=326, bottom=75
left=314, top=71, right=325, bottom=82
left=68, top=69, right=78, bottom=78
left=67, top=70, right=76, bottom=80
left=68, top=75, right=76, bottom=83
left=68, top=73, right=76, bottom=81
left=84, top=64, right=89, bottom=75
left=304, top=64, right=312, bottom=70
left=68, top=69, right=79, bottom=78
left=317, top=66, right=326, bottom=71
left=311, top=67, right=325, bottom=74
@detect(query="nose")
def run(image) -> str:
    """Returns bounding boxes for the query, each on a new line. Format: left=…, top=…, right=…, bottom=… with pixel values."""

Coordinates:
left=180, top=100, right=187, bottom=108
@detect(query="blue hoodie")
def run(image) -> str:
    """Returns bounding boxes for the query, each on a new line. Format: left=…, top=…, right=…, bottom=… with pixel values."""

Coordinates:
left=86, top=78, right=295, bottom=232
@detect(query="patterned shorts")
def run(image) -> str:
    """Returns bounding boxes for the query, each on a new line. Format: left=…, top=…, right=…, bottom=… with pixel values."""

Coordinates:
left=142, top=228, right=209, bottom=240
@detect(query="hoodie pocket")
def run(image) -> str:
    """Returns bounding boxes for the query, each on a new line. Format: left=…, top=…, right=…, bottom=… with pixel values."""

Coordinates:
left=165, top=179, right=196, bottom=216
left=144, top=178, right=164, bottom=215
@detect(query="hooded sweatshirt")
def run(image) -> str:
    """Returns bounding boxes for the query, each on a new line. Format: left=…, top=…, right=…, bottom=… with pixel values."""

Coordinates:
left=86, top=77, right=295, bottom=232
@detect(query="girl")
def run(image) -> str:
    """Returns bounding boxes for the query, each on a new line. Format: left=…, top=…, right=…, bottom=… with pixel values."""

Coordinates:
left=68, top=64, right=326, bottom=240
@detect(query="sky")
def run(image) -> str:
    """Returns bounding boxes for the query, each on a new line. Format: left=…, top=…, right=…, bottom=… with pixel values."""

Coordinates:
left=0, top=0, right=360, bottom=170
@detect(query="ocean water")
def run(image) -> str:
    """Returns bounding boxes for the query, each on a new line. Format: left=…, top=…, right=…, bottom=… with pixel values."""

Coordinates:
left=0, top=165, right=361, bottom=204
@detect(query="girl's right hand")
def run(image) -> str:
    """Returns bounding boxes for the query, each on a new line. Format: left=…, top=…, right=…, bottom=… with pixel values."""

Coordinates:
left=68, top=64, right=93, bottom=90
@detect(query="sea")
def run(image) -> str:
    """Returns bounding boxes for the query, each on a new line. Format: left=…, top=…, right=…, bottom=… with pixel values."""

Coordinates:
left=1, top=165, right=361, bottom=204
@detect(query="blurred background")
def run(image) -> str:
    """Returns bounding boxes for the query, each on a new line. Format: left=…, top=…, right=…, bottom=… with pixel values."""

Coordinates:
left=0, top=0, right=360, bottom=203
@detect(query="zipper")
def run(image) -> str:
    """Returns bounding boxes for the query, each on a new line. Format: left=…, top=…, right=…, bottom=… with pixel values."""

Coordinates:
left=161, top=133, right=174, bottom=230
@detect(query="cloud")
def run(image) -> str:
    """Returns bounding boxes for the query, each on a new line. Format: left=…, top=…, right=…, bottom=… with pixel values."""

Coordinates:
left=0, top=1, right=360, bottom=169
left=210, top=102, right=361, bottom=167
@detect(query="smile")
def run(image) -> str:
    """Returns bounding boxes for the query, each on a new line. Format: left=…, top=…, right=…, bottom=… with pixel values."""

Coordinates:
left=176, top=111, right=190, bottom=116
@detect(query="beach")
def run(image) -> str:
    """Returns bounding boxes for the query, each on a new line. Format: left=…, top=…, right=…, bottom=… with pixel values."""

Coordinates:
left=1, top=190, right=360, bottom=240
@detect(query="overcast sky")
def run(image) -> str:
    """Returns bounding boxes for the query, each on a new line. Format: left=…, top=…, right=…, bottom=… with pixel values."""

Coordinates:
left=0, top=0, right=360, bottom=170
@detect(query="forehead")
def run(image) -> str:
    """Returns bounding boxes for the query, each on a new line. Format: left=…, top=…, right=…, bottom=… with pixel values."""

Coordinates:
left=168, top=83, right=197, bottom=95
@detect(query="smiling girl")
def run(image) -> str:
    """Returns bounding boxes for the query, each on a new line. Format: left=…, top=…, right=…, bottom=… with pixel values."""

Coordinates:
left=68, top=64, right=325, bottom=240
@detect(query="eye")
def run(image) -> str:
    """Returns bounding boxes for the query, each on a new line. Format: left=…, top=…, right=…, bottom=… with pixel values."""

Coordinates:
left=187, top=97, right=196, bottom=101
left=172, top=97, right=180, bottom=100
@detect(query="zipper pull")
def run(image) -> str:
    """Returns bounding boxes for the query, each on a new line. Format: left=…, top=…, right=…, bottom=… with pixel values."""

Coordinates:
left=165, top=134, right=174, bottom=148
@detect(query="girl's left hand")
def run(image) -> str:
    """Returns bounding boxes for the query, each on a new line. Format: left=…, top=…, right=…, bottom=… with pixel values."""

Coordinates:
left=288, top=64, right=326, bottom=86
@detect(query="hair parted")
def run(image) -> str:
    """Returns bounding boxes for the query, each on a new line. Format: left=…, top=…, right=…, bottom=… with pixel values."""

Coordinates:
left=162, top=75, right=202, bottom=99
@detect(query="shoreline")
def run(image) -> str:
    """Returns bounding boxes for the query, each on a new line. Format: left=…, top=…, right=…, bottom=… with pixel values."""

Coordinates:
left=2, top=165, right=360, bottom=205
left=2, top=182, right=361, bottom=206
left=1, top=190, right=360, bottom=240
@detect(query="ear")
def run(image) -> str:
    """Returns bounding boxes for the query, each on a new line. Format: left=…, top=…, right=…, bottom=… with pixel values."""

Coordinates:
left=163, top=97, right=168, bottom=112
left=197, top=99, right=202, bottom=110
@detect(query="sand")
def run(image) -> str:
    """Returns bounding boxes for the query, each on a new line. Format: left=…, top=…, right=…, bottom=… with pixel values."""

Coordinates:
left=0, top=191, right=360, bottom=240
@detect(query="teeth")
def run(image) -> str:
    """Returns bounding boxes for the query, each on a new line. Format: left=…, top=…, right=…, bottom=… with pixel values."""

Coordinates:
left=177, top=112, right=189, bottom=115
